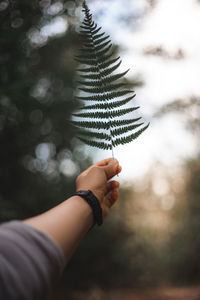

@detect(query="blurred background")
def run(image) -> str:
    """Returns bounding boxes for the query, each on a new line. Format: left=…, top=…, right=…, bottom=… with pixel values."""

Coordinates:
left=0, top=0, right=200, bottom=299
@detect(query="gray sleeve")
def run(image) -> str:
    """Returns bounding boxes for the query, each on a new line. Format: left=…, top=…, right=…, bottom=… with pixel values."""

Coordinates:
left=0, top=221, right=66, bottom=300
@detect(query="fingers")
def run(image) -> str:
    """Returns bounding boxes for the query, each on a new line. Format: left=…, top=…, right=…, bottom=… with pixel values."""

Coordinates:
left=95, top=158, right=115, bottom=167
left=101, top=158, right=121, bottom=179
left=84, top=158, right=122, bottom=179
left=105, top=181, right=119, bottom=208
left=104, top=189, right=119, bottom=208
left=117, top=166, right=122, bottom=174
left=82, top=158, right=114, bottom=175
left=106, top=180, right=120, bottom=193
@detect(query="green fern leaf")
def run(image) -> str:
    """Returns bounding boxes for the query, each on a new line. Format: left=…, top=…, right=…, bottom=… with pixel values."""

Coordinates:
left=78, top=57, right=120, bottom=75
left=80, top=38, right=110, bottom=53
left=79, top=83, right=125, bottom=94
left=76, top=41, right=111, bottom=58
left=76, top=90, right=134, bottom=102
left=79, top=95, right=136, bottom=110
left=75, top=51, right=116, bottom=66
left=78, top=137, right=112, bottom=150
left=71, top=1, right=149, bottom=153
left=111, top=123, right=143, bottom=137
left=99, top=60, right=122, bottom=77
left=78, top=70, right=130, bottom=86
left=78, top=130, right=111, bottom=141
left=110, top=118, right=142, bottom=128
left=73, top=107, right=139, bottom=119
left=113, top=123, right=150, bottom=146
left=95, top=51, right=116, bottom=64
left=94, top=36, right=110, bottom=46
left=93, top=32, right=106, bottom=39
left=71, top=120, right=109, bottom=130
left=91, top=27, right=102, bottom=35
left=102, top=70, right=130, bottom=84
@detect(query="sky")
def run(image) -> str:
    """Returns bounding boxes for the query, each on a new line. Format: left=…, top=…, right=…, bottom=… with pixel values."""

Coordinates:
left=86, top=0, right=200, bottom=181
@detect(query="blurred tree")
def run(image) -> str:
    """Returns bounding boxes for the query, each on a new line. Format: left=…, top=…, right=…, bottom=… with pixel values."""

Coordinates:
left=144, top=46, right=185, bottom=60
left=155, top=96, right=200, bottom=285
left=156, top=97, right=200, bottom=285
left=0, top=0, right=91, bottom=221
left=155, top=96, right=200, bottom=135
left=163, top=155, right=200, bottom=285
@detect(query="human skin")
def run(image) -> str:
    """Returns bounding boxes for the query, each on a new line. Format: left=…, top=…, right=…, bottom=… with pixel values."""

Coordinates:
left=24, top=158, right=121, bottom=262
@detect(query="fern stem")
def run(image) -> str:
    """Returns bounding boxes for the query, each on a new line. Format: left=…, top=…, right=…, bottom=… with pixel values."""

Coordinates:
left=84, top=3, right=115, bottom=157
left=111, top=146, right=114, bottom=159
left=109, top=125, right=115, bottom=158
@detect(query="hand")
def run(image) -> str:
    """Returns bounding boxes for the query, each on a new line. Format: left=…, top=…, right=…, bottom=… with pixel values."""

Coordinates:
left=76, top=158, right=122, bottom=220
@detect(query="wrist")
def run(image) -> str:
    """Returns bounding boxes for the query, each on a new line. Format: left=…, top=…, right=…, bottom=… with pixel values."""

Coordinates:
left=76, top=187, right=103, bottom=204
left=71, top=195, right=93, bottom=215
left=74, top=190, right=103, bottom=226
left=66, top=195, right=94, bottom=233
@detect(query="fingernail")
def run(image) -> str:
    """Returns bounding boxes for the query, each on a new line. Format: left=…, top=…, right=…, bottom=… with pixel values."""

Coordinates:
left=113, top=181, right=119, bottom=188
left=117, top=166, right=122, bottom=173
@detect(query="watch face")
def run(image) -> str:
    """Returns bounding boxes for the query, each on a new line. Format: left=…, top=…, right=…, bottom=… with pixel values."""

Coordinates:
left=79, top=190, right=90, bottom=197
left=78, top=190, right=85, bottom=196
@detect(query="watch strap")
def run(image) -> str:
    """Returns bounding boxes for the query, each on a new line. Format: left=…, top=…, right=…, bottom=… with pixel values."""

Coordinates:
left=74, top=190, right=103, bottom=226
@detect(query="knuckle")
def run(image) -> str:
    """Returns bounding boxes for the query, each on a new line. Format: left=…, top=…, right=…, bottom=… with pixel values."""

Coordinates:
left=91, top=166, right=102, bottom=175
left=93, top=166, right=100, bottom=171
left=76, top=175, right=81, bottom=184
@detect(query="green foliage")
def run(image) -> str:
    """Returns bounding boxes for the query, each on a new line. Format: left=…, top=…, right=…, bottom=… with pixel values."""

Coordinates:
left=72, top=1, right=149, bottom=152
left=0, top=0, right=90, bottom=222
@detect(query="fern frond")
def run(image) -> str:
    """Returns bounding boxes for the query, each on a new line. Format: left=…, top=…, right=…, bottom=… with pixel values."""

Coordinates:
left=76, top=90, right=134, bottom=102
left=71, top=120, right=109, bottom=130
left=95, top=51, right=116, bottom=64
left=94, top=36, right=110, bottom=45
left=111, top=123, right=143, bottom=137
left=75, top=51, right=116, bottom=66
left=71, top=1, right=149, bottom=152
left=78, top=69, right=129, bottom=84
left=113, top=123, right=150, bottom=146
left=79, top=95, right=136, bottom=110
left=79, top=83, right=125, bottom=94
left=78, top=57, right=120, bottom=75
left=93, top=32, right=106, bottom=39
left=76, top=41, right=111, bottom=58
left=80, top=38, right=111, bottom=53
left=78, top=130, right=111, bottom=141
left=91, top=27, right=102, bottom=35
left=80, top=24, right=98, bottom=35
left=74, top=58, right=96, bottom=66
left=78, top=137, right=112, bottom=150
left=110, top=118, right=142, bottom=128
left=73, top=107, right=139, bottom=119
left=77, top=69, right=129, bottom=86
left=100, top=60, right=122, bottom=77
left=102, top=70, right=130, bottom=83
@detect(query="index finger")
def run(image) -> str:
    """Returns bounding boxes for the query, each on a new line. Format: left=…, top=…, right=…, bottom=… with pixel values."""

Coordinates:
left=82, top=158, right=115, bottom=175
left=95, top=158, right=118, bottom=167
left=101, top=159, right=120, bottom=180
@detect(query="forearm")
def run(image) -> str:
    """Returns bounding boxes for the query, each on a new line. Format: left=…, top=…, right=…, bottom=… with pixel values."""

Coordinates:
left=24, top=196, right=94, bottom=262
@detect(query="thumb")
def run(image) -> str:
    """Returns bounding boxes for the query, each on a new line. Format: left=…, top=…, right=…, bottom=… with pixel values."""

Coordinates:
left=101, top=159, right=119, bottom=179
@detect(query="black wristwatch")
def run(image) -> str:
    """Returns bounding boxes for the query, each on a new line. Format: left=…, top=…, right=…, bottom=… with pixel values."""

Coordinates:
left=74, top=190, right=103, bottom=226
